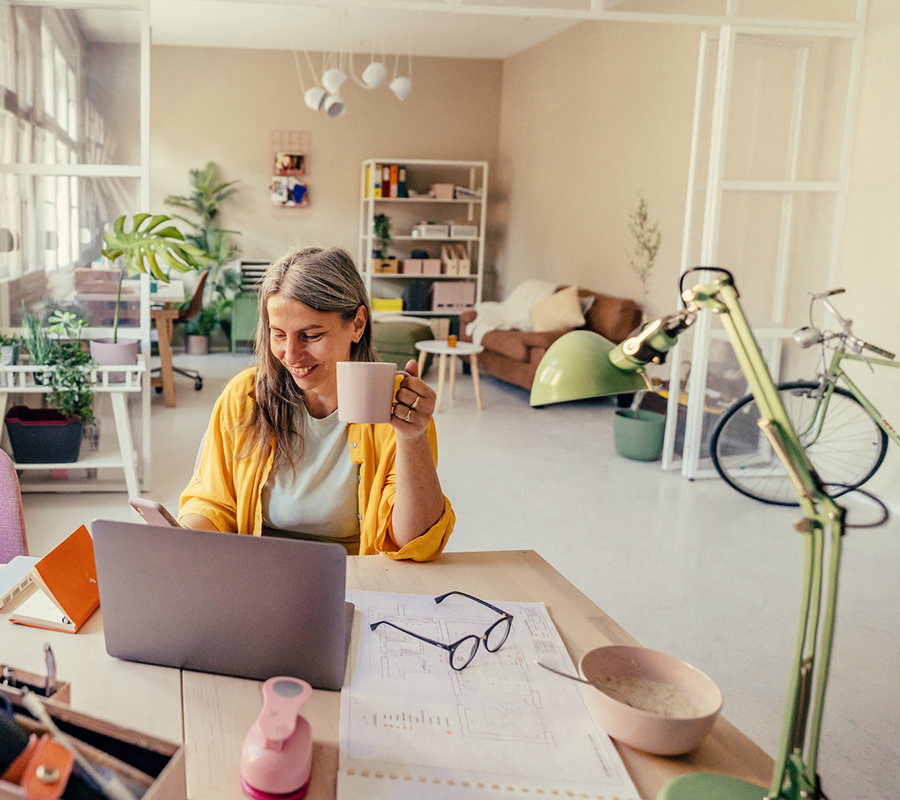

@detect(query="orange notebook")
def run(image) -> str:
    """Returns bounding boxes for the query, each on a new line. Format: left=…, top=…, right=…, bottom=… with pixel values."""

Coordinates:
left=9, top=525, right=100, bottom=633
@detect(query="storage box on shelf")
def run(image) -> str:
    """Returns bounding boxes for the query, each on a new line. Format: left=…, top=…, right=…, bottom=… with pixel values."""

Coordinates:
left=359, top=159, right=487, bottom=318
left=431, top=282, right=476, bottom=312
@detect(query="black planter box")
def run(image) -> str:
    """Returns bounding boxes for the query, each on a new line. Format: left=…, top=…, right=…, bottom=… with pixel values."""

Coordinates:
left=4, top=405, right=83, bottom=463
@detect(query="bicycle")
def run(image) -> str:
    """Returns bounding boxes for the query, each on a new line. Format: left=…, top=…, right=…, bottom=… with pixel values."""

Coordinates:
left=710, top=288, right=900, bottom=505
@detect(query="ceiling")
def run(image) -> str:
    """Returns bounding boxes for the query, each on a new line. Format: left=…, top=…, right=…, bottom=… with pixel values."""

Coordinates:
left=77, top=0, right=588, bottom=60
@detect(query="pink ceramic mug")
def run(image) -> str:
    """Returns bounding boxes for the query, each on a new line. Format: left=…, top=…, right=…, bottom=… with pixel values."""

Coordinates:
left=336, top=362, right=407, bottom=424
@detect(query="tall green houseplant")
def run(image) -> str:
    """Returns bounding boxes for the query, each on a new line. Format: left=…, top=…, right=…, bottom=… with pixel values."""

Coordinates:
left=164, top=162, right=242, bottom=324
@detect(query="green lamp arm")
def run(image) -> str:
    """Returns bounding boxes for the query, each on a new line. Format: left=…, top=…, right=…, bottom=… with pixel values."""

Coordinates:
left=612, top=269, right=844, bottom=800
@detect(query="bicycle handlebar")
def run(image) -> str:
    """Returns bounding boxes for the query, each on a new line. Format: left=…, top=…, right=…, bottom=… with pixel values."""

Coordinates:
left=806, top=290, right=895, bottom=360
left=863, top=342, right=896, bottom=360
left=811, top=287, right=846, bottom=299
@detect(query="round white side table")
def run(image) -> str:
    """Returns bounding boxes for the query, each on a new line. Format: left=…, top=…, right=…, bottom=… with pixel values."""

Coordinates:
left=414, top=340, right=484, bottom=412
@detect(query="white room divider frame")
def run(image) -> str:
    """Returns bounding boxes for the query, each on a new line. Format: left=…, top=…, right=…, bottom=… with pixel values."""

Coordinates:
left=662, top=13, right=868, bottom=478
left=1, top=0, right=153, bottom=491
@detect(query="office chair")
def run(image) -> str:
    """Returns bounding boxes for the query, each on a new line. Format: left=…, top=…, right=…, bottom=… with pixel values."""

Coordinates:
left=0, top=449, right=28, bottom=563
left=152, top=269, right=209, bottom=392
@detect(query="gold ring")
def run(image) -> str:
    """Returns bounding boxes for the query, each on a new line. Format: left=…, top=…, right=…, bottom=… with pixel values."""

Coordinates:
left=412, top=396, right=420, bottom=409
left=404, top=408, right=412, bottom=422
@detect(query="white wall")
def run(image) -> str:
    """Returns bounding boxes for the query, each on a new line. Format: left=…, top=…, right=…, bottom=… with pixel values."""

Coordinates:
left=150, top=47, right=502, bottom=265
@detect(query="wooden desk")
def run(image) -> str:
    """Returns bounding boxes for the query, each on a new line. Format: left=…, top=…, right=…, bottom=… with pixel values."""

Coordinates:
left=150, top=306, right=180, bottom=408
left=2, top=551, right=773, bottom=799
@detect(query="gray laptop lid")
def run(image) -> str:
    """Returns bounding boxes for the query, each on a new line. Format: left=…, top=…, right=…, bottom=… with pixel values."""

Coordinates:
left=91, top=519, right=350, bottom=690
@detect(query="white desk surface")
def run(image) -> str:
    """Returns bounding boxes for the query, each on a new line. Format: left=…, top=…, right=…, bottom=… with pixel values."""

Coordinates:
left=2, top=550, right=773, bottom=800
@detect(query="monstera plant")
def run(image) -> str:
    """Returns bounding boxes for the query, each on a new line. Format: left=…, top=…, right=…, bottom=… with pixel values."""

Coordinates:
left=100, top=213, right=207, bottom=343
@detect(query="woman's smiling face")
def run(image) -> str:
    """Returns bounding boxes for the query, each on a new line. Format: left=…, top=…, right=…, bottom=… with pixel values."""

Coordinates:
left=267, top=293, right=366, bottom=417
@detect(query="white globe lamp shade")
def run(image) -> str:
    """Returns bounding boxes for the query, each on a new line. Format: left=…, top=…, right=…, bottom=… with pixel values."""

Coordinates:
left=362, top=61, right=387, bottom=89
left=304, top=87, right=327, bottom=111
left=322, top=67, right=347, bottom=94
left=389, top=76, right=412, bottom=101
left=324, top=94, right=346, bottom=117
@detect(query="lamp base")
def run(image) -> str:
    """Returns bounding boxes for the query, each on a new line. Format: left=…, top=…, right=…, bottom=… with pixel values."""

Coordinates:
left=658, top=773, right=768, bottom=800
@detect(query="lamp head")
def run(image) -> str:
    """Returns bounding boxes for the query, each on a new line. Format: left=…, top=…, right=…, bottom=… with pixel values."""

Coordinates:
left=362, top=61, right=387, bottom=88
left=324, top=94, right=346, bottom=117
left=304, top=87, right=327, bottom=111
left=530, top=330, right=646, bottom=407
left=389, top=76, right=412, bottom=101
left=322, top=67, right=347, bottom=94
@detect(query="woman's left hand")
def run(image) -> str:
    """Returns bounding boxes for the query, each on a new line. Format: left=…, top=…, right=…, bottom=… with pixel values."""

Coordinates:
left=391, top=359, right=435, bottom=440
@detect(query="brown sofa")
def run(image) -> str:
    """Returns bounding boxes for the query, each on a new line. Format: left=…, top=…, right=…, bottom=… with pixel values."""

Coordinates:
left=458, top=288, right=642, bottom=392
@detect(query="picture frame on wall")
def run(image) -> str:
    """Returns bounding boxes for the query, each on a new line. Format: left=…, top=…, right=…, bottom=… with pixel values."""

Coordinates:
left=270, top=175, right=309, bottom=207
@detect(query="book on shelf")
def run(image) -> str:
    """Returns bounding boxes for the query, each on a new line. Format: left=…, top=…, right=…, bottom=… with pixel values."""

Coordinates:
left=389, top=165, right=399, bottom=198
left=382, top=164, right=391, bottom=199
left=373, top=165, right=383, bottom=198
left=397, top=165, right=407, bottom=198
left=0, top=555, right=39, bottom=610
left=9, top=525, right=100, bottom=633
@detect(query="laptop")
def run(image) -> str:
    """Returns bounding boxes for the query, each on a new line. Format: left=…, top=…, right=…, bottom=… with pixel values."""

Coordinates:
left=90, top=519, right=352, bottom=690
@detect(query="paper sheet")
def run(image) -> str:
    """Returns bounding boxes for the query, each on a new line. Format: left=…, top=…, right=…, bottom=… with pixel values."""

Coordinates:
left=338, top=591, right=639, bottom=800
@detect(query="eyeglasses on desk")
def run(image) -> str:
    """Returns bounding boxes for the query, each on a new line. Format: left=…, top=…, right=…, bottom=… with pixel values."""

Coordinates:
left=369, top=591, right=514, bottom=671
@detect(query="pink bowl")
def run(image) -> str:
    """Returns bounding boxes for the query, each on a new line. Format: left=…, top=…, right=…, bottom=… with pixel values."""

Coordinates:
left=578, top=645, right=723, bottom=756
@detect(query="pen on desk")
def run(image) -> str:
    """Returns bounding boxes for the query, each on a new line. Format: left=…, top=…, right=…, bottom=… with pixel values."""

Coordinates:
left=44, top=643, right=57, bottom=697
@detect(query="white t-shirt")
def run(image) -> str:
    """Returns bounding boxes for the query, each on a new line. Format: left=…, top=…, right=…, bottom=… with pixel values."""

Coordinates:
left=262, top=409, right=360, bottom=550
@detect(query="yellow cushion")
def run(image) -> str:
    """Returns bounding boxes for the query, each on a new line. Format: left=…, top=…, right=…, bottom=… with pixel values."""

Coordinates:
left=529, top=285, right=585, bottom=333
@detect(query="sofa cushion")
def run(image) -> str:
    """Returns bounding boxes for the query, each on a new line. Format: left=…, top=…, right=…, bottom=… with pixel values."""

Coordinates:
left=478, top=329, right=531, bottom=362
left=529, top=284, right=586, bottom=333
left=583, top=293, right=642, bottom=343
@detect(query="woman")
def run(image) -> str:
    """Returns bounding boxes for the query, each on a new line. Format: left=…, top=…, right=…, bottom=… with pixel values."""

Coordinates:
left=178, top=246, right=454, bottom=560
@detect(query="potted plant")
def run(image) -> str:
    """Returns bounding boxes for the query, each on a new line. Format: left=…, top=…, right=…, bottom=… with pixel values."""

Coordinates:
left=1, top=332, right=20, bottom=366
left=6, top=312, right=97, bottom=463
left=614, top=196, right=666, bottom=461
left=184, top=305, right=218, bottom=355
left=371, top=213, right=398, bottom=273
left=165, top=162, right=242, bottom=345
left=95, top=213, right=207, bottom=370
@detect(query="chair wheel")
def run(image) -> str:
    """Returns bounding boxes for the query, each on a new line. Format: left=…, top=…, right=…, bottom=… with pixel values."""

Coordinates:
left=155, top=386, right=163, bottom=394
left=194, top=378, right=203, bottom=390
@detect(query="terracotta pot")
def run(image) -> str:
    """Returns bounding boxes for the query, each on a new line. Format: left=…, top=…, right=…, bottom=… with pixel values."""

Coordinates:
left=185, top=335, right=209, bottom=355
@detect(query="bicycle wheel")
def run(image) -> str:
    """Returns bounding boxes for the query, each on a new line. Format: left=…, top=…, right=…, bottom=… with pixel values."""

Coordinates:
left=710, top=381, right=889, bottom=505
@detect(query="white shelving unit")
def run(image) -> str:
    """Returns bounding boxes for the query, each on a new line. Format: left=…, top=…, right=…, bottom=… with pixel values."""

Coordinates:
left=358, top=159, right=488, bottom=317
left=0, top=364, right=144, bottom=497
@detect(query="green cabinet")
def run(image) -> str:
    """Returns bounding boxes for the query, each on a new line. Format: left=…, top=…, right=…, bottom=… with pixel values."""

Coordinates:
left=230, top=293, right=259, bottom=352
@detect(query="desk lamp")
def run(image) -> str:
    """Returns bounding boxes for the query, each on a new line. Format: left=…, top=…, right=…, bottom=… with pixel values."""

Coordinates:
left=532, top=267, right=845, bottom=800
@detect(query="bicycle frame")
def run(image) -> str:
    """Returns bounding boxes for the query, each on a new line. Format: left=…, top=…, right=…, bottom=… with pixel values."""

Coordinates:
left=825, top=348, right=900, bottom=444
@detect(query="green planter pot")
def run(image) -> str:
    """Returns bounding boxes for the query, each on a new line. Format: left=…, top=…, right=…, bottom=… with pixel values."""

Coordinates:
left=613, top=409, right=666, bottom=461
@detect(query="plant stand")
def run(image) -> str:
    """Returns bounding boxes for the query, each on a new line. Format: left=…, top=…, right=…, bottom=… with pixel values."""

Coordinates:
left=0, top=364, right=144, bottom=497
